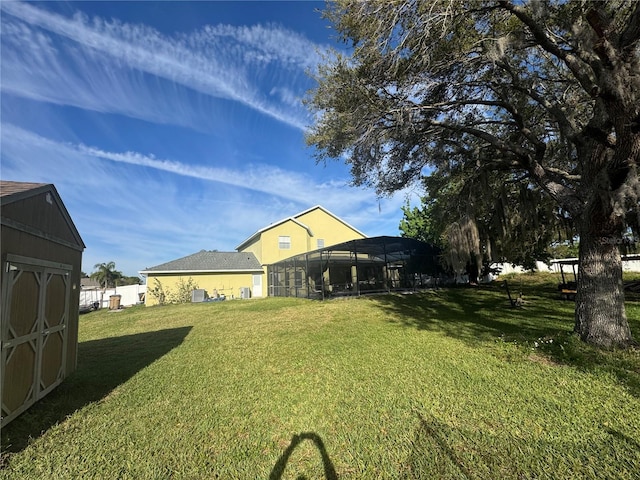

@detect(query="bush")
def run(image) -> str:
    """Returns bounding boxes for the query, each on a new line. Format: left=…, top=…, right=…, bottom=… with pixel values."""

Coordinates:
left=147, top=277, right=199, bottom=305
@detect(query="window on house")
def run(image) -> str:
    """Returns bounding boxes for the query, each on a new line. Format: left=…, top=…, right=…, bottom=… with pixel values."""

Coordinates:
left=294, top=271, right=303, bottom=288
left=317, top=239, right=325, bottom=249
left=279, top=236, right=291, bottom=249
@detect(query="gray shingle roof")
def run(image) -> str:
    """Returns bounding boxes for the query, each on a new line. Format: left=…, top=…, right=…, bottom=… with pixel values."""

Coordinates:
left=141, top=250, right=262, bottom=273
left=0, top=181, right=50, bottom=200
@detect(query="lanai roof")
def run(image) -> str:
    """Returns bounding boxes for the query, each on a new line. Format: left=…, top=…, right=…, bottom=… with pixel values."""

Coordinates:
left=272, top=235, right=441, bottom=265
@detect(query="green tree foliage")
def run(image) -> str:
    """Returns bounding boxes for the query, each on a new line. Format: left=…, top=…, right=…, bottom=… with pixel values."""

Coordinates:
left=119, top=275, right=142, bottom=286
left=548, top=241, right=580, bottom=259
left=89, top=264, right=140, bottom=287
left=90, top=261, right=123, bottom=289
left=399, top=201, right=442, bottom=247
left=307, top=0, right=640, bottom=348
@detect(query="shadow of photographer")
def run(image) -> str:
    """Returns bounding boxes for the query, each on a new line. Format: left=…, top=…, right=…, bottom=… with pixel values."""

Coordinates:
left=269, top=432, right=338, bottom=480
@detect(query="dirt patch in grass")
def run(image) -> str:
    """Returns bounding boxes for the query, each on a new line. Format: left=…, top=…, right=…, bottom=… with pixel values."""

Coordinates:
left=528, top=353, right=564, bottom=368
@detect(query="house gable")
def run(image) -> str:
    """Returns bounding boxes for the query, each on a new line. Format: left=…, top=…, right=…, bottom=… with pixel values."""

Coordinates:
left=235, top=205, right=366, bottom=267
left=258, top=218, right=314, bottom=265
left=294, top=206, right=366, bottom=248
left=294, top=206, right=365, bottom=236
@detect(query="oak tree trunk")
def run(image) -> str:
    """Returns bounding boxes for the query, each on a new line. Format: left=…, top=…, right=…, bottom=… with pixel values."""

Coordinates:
left=574, top=220, right=635, bottom=348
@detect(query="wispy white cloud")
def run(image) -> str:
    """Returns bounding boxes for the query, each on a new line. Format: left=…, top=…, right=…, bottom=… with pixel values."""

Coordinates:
left=1, top=123, right=357, bottom=206
left=0, top=1, right=323, bottom=131
left=190, top=23, right=322, bottom=71
left=1, top=124, right=406, bottom=274
left=0, top=3, right=409, bottom=277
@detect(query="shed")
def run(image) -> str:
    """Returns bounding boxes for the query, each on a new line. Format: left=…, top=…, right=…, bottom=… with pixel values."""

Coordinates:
left=1, top=181, right=85, bottom=427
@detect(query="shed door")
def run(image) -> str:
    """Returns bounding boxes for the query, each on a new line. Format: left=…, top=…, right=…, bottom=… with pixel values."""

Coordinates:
left=1, top=256, right=71, bottom=427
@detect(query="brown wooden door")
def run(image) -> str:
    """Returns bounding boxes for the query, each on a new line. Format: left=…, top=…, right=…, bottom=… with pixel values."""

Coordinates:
left=1, top=256, right=71, bottom=427
left=39, top=270, right=69, bottom=397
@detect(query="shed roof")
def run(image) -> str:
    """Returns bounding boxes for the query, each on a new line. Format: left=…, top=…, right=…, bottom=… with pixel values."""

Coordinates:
left=0, top=181, right=50, bottom=199
left=0, top=180, right=86, bottom=250
left=140, top=250, right=263, bottom=274
left=236, top=205, right=366, bottom=251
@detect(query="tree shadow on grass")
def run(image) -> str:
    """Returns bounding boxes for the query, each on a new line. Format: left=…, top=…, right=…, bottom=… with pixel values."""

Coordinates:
left=403, top=413, right=480, bottom=479
left=403, top=413, right=640, bottom=479
left=373, top=286, right=640, bottom=398
left=1, top=326, right=192, bottom=454
left=373, top=285, right=572, bottom=346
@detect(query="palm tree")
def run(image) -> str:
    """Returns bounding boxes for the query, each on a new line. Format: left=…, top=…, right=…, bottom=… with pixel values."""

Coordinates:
left=90, top=261, right=123, bottom=289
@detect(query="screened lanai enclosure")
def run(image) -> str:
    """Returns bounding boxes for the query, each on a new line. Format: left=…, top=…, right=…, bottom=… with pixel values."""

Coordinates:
left=267, top=236, right=442, bottom=299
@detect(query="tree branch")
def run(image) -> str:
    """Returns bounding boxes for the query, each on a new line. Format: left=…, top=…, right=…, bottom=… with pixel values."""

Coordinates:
left=619, top=1, right=640, bottom=52
left=497, top=0, right=598, bottom=95
left=507, top=83, right=580, bottom=142
left=433, top=119, right=583, bottom=214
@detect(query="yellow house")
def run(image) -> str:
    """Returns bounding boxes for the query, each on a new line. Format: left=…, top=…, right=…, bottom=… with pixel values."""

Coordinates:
left=235, top=205, right=366, bottom=297
left=140, top=250, right=263, bottom=306
left=140, top=206, right=366, bottom=303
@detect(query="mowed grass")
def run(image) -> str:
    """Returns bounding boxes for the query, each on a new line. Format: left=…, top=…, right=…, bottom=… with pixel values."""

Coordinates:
left=2, top=274, right=640, bottom=479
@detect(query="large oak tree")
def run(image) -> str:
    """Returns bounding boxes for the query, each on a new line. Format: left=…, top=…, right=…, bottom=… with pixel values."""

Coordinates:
left=307, top=0, right=640, bottom=348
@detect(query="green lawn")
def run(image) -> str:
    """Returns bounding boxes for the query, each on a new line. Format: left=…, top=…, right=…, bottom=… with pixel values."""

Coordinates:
left=2, top=274, right=640, bottom=479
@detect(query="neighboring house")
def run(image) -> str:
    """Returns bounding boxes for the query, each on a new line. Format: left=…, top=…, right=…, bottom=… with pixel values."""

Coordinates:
left=80, top=277, right=101, bottom=289
left=140, top=250, right=263, bottom=306
left=0, top=181, right=85, bottom=426
left=139, top=205, right=367, bottom=303
left=236, top=205, right=367, bottom=296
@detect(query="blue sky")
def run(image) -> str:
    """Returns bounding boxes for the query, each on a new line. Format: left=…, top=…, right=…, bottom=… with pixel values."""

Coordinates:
left=1, top=1, right=417, bottom=277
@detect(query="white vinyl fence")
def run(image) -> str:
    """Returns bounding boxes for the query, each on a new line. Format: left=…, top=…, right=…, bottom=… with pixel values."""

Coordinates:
left=493, top=256, right=640, bottom=276
left=80, top=284, right=146, bottom=309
